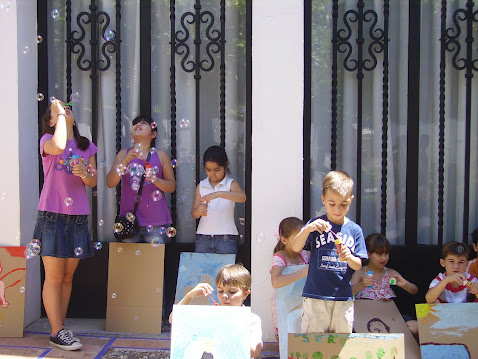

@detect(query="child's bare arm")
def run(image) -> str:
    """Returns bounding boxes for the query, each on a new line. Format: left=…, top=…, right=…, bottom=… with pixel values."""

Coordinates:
left=389, top=269, right=418, bottom=295
left=426, top=273, right=466, bottom=303
left=270, top=265, right=308, bottom=289
left=351, top=269, right=370, bottom=294
left=169, top=283, right=214, bottom=323
left=292, top=218, right=330, bottom=253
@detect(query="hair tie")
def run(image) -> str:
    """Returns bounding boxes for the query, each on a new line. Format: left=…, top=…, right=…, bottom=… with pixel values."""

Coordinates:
left=151, top=121, right=157, bottom=130
left=457, top=245, right=464, bottom=253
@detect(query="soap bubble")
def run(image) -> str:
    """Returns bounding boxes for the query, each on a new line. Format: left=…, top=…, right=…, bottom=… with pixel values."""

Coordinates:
left=171, top=159, right=178, bottom=168
left=51, top=9, right=60, bottom=18
left=64, top=197, right=73, bottom=206
left=151, top=190, right=162, bottom=202
left=104, top=29, right=116, bottom=41
left=155, top=288, right=161, bottom=294
left=135, top=250, right=141, bottom=256
left=49, top=96, right=56, bottom=103
left=256, top=233, right=264, bottom=242
left=99, top=161, right=106, bottom=168
left=1, top=192, right=7, bottom=200
left=37, top=93, right=45, bottom=101
left=239, top=218, right=245, bottom=226
left=70, top=92, right=81, bottom=103
left=146, top=225, right=153, bottom=232
left=85, top=164, right=93, bottom=173
left=179, top=119, right=190, bottom=128
left=149, top=147, right=156, bottom=154
left=98, top=219, right=104, bottom=226
left=117, top=247, right=123, bottom=253
left=94, top=242, right=102, bottom=250
left=125, top=212, right=135, bottom=222
left=74, top=247, right=83, bottom=256
left=20, top=287, right=25, bottom=294
left=151, top=121, right=157, bottom=130
left=111, top=293, right=117, bottom=299
left=151, top=237, right=161, bottom=247
left=93, top=191, right=98, bottom=197
left=238, top=105, right=246, bottom=113
left=22, top=46, right=29, bottom=54
left=26, top=241, right=41, bottom=258
left=36, top=35, right=43, bottom=44
left=134, top=143, right=143, bottom=156
left=116, top=163, right=126, bottom=176
left=166, top=227, right=176, bottom=238
left=159, top=226, right=166, bottom=235
left=113, top=222, right=124, bottom=233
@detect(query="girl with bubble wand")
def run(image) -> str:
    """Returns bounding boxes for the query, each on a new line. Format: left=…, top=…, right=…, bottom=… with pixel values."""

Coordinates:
left=192, top=145, right=246, bottom=253
left=106, top=116, right=176, bottom=244
left=33, top=99, right=97, bottom=350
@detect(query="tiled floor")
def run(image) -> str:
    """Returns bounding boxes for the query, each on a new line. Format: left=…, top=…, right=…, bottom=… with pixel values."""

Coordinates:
left=0, top=318, right=279, bottom=358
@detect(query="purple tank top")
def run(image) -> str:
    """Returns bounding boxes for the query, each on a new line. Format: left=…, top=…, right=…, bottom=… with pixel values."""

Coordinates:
left=120, top=149, right=172, bottom=226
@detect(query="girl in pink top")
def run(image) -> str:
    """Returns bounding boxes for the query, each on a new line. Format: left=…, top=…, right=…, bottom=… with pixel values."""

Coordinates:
left=270, top=217, right=309, bottom=341
left=351, top=233, right=418, bottom=334
left=33, top=100, right=98, bottom=351
left=106, top=116, right=176, bottom=243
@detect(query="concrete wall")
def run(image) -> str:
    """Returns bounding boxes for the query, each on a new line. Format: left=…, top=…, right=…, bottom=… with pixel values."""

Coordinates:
left=0, top=0, right=41, bottom=327
left=251, top=0, right=304, bottom=342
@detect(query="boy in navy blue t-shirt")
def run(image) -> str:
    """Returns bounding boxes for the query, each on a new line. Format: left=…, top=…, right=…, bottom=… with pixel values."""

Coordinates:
left=292, top=170, right=367, bottom=333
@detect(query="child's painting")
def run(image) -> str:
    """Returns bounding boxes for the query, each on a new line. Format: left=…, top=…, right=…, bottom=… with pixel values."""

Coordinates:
left=175, top=253, right=235, bottom=305
left=170, top=304, right=250, bottom=359
left=276, top=264, right=307, bottom=359
left=288, top=333, right=404, bottom=359
left=354, top=299, right=421, bottom=359
left=416, top=303, right=478, bottom=359
left=0, top=247, right=26, bottom=337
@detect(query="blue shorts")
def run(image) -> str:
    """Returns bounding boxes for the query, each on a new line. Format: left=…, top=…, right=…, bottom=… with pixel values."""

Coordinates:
left=195, top=234, right=238, bottom=254
left=33, top=211, right=94, bottom=259
left=121, top=225, right=170, bottom=244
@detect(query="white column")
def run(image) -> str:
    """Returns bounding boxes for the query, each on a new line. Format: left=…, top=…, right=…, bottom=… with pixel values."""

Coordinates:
left=251, top=0, right=304, bottom=342
left=0, top=0, right=41, bottom=327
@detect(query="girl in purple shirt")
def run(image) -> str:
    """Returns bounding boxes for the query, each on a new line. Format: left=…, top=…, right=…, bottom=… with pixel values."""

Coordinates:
left=33, top=100, right=98, bottom=351
left=106, top=116, right=176, bottom=244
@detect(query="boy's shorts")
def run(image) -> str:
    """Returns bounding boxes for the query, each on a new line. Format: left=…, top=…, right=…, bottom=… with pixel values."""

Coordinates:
left=300, top=297, right=354, bottom=333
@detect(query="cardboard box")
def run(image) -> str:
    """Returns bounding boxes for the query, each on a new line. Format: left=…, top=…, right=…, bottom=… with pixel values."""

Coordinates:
left=106, top=243, right=165, bottom=334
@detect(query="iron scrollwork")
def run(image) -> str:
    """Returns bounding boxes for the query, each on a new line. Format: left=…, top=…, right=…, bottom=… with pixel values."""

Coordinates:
left=174, top=1, right=225, bottom=75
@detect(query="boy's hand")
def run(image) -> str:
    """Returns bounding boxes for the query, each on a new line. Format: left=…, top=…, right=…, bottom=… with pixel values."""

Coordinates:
left=338, top=244, right=353, bottom=262
left=446, top=273, right=467, bottom=286
left=188, top=283, right=214, bottom=298
left=307, top=218, right=332, bottom=234
left=468, top=281, right=478, bottom=295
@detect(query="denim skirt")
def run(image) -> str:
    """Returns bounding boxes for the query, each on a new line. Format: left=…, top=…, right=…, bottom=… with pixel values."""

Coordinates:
left=32, top=211, right=94, bottom=259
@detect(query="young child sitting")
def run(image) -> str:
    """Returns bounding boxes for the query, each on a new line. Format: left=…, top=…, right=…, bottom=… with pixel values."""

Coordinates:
left=169, top=263, right=263, bottom=358
left=426, top=240, right=478, bottom=303
left=351, top=233, right=418, bottom=334
left=467, top=228, right=478, bottom=278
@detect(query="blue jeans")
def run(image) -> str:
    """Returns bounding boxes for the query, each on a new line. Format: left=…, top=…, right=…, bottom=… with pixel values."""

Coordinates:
left=121, top=225, right=170, bottom=244
left=195, top=234, right=238, bottom=254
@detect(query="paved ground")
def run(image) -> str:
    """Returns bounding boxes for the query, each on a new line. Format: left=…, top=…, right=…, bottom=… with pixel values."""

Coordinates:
left=0, top=318, right=279, bottom=358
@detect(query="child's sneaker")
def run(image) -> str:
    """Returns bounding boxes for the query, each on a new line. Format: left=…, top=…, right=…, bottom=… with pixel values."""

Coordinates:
left=49, top=328, right=82, bottom=351
left=64, top=328, right=80, bottom=343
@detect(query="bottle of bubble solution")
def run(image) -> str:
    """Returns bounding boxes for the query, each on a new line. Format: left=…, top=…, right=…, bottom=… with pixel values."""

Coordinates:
left=200, top=200, right=208, bottom=216
left=366, top=271, right=374, bottom=288
left=71, top=154, right=79, bottom=165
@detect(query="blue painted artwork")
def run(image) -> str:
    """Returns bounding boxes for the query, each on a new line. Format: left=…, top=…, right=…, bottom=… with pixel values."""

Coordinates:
left=175, top=253, right=235, bottom=305
left=275, top=264, right=307, bottom=359
left=416, top=303, right=478, bottom=359
left=170, top=305, right=250, bottom=359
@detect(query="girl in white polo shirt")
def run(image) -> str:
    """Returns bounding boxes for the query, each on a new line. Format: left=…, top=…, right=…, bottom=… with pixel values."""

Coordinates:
left=191, top=146, right=246, bottom=254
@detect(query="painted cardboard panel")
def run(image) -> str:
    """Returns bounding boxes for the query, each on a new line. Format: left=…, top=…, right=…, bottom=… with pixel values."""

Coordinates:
left=106, top=243, right=165, bottom=334
left=276, top=264, right=307, bottom=359
left=354, top=299, right=421, bottom=359
left=0, top=247, right=26, bottom=337
left=288, top=333, right=404, bottom=359
left=170, top=304, right=250, bottom=359
left=175, top=252, right=235, bottom=305
left=416, top=303, right=478, bottom=359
